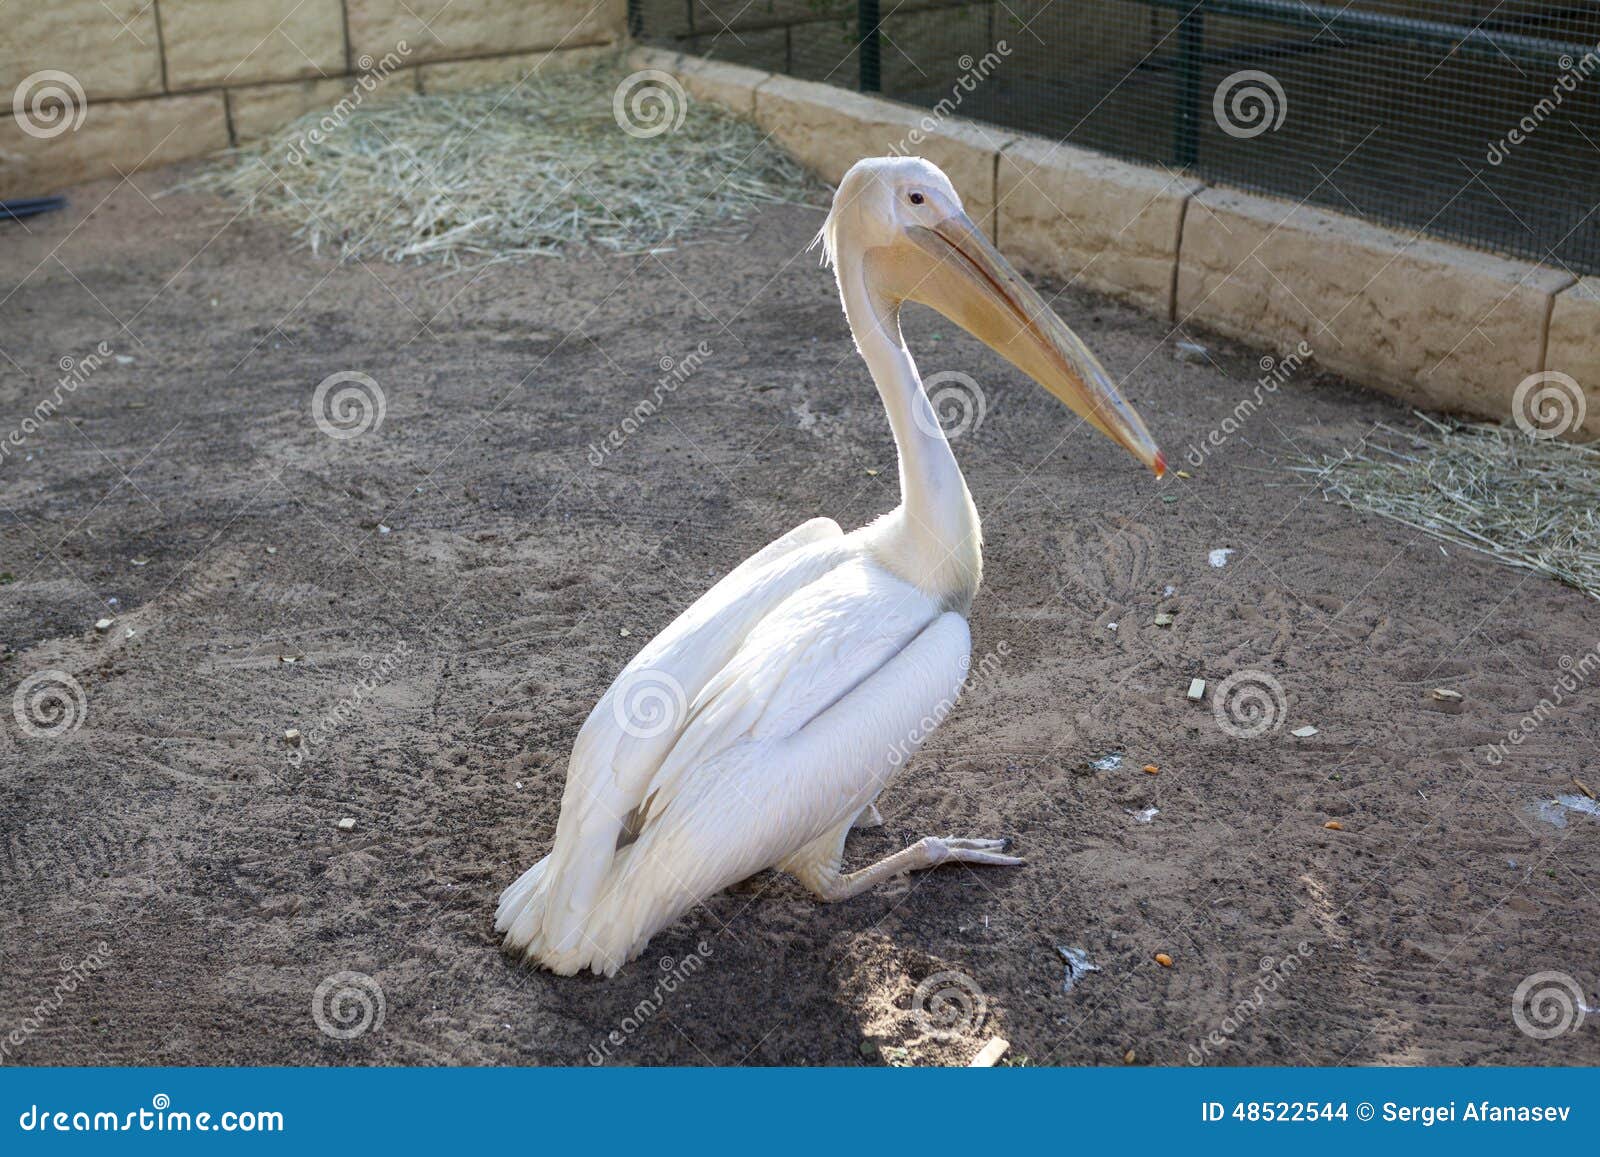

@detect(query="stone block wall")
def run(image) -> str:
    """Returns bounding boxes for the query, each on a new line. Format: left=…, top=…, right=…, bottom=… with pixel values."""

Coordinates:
left=0, top=0, right=625, bottom=197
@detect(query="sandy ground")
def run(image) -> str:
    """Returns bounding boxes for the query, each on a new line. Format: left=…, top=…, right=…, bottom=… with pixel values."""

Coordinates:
left=2, top=167, right=1598, bottom=1067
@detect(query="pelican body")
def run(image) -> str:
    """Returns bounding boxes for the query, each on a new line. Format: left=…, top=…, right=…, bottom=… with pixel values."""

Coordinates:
left=497, top=157, right=1163, bottom=976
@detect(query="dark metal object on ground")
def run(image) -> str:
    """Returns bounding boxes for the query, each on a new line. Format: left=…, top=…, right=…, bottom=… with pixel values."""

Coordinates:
left=1, top=195, right=67, bottom=223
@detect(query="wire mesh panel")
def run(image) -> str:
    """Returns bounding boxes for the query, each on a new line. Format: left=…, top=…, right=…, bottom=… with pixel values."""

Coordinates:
left=632, top=1, right=1600, bottom=274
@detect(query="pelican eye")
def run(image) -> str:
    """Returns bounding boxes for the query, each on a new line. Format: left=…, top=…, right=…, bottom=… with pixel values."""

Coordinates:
left=908, top=191, right=925, bottom=205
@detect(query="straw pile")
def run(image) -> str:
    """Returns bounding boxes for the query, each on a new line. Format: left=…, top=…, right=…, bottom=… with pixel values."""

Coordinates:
left=195, top=64, right=818, bottom=269
left=1296, top=414, right=1600, bottom=600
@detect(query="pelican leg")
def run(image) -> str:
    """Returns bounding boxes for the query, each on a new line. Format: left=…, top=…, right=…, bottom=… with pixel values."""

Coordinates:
left=786, top=827, right=1023, bottom=903
left=851, top=802, right=885, bottom=829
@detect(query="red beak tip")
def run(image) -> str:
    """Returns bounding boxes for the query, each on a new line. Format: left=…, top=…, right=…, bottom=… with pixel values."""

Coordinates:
left=1153, top=450, right=1167, bottom=479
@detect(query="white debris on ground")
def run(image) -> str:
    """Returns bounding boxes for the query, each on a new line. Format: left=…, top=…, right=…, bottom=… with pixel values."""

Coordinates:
left=1533, top=794, right=1600, bottom=828
left=1057, top=946, right=1102, bottom=993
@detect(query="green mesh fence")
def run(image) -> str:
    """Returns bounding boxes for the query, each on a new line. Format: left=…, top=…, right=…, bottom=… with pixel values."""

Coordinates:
left=631, top=1, right=1600, bottom=274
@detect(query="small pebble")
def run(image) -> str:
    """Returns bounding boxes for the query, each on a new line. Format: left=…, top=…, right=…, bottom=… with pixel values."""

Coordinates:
left=1143, top=764, right=1159, bottom=775
left=284, top=728, right=302, bottom=746
left=1323, top=820, right=1344, bottom=831
left=1154, top=952, right=1173, bottom=968
left=1186, top=677, right=1206, bottom=702
left=94, top=617, right=114, bottom=633
left=1291, top=725, right=1319, bottom=738
left=1153, top=613, right=1174, bottom=627
left=336, top=817, right=357, bottom=832
left=1123, top=1048, right=1136, bottom=1064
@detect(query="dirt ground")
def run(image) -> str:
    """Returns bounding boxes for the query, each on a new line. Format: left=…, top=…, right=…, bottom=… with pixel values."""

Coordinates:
left=2, top=166, right=1598, bottom=1067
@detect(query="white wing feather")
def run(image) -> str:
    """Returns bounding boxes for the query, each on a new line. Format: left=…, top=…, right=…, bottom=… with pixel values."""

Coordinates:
left=498, top=533, right=972, bottom=975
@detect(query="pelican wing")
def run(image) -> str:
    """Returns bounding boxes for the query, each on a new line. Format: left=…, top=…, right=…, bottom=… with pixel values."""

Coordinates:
left=524, top=517, right=847, bottom=954
left=513, top=556, right=971, bottom=973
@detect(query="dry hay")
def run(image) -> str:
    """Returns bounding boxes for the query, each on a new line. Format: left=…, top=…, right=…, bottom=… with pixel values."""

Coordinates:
left=1295, top=413, right=1600, bottom=601
left=192, top=63, right=819, bottom=270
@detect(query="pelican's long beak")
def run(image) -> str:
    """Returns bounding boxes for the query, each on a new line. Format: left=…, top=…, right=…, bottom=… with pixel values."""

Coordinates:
left=906, top=212, right=1165, bottom=477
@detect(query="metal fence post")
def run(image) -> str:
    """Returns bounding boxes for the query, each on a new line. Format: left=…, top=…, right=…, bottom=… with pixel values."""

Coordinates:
left=859, top=0, right=882, bottom=92
left=1174, top=1, right=1206, bottom=167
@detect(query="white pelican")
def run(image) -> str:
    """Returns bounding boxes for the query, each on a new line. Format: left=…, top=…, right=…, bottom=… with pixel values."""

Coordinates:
left=497, top=156, right=1164, bottom=976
